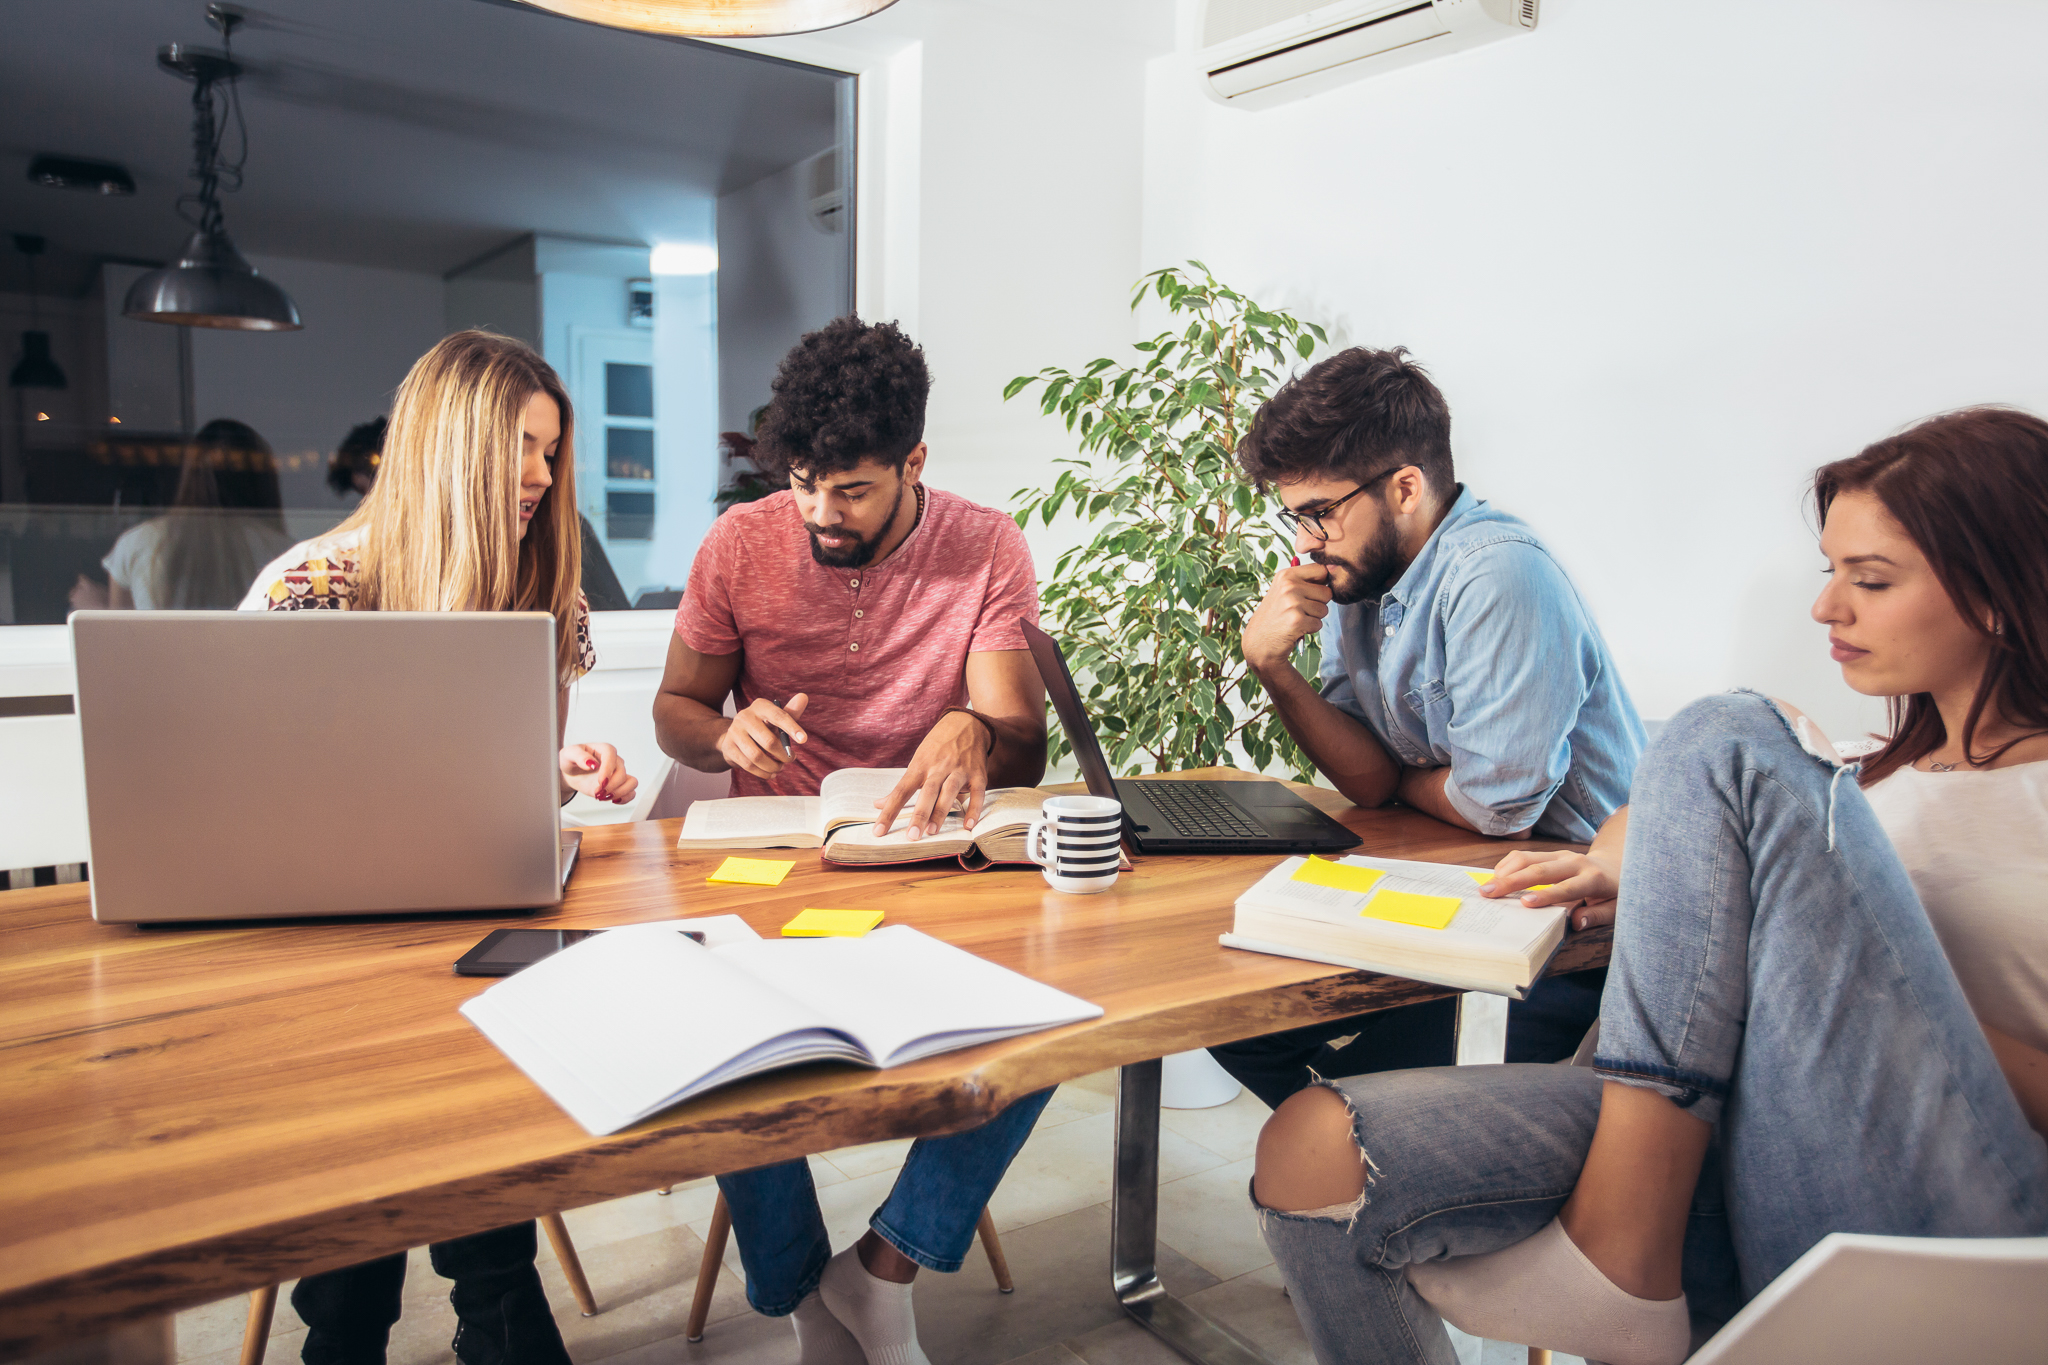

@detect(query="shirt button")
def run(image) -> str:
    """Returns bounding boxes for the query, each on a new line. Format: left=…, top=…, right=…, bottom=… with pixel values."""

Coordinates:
left=854, top=609, right=864, bottom=618
left=1384, top=625, right=1395, bottom=636
left=849, top=642, right=860, bottom=652
left=849, top=579, right=860, bottom=589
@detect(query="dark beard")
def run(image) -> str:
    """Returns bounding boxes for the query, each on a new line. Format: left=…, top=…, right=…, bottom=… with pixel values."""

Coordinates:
left=1314, top=514, right=1405, bottom=605
left=806, top=481, right=907, bottom=568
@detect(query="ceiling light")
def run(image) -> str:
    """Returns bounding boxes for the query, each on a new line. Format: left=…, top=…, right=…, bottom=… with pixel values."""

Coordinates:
left=8, top=235, right=68, bottom=391
left=27, top=155, right=137, bottom=196
left=124, top=6, right=301, bottom=332
left=651, top=242, right=718, bottom=276
left=514, top=0, right=899, bottom=37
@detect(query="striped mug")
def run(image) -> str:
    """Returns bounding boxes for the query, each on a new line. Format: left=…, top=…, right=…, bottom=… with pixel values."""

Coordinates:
left=1024, top=795, right=1122, bottom=893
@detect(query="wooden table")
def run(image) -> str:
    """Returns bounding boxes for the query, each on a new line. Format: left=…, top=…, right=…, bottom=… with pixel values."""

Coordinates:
left=0, top=771, right=1607, bottom=1362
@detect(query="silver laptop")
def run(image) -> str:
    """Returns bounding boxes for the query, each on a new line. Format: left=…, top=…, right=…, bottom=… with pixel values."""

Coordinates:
left=72, top=611, right=577, bottom=924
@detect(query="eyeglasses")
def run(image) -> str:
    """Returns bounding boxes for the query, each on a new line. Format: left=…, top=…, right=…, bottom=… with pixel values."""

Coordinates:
left=1276, top=468, right=1400, bottom=540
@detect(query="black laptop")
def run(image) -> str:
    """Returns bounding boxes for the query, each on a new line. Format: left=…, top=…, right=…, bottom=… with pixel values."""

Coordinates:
left=1021, top=620, right=1362, bottom=856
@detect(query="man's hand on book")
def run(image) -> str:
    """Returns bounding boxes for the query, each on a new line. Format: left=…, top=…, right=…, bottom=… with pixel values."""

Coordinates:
left=720, top=694, right=811, bottom=779
left=873, top=711, right=994, bottom=840
left=1481, top=847, right=1619, bottom=933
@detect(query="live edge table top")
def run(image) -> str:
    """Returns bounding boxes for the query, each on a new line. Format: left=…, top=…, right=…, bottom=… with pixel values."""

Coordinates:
left=0, top=769, right=1608, bottom=1357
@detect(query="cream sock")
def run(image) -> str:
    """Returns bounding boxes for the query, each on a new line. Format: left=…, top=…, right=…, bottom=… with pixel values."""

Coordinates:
left=789, top=1289, right=866, bottom=1365
left=819, top=1245, right=930, bottom=1365
left=1405, top=1218, right=1690, bottom=1365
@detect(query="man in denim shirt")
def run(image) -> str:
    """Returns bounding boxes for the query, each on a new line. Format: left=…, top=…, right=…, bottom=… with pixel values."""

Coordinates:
left=1211, top=347, right=1644, bottom=1105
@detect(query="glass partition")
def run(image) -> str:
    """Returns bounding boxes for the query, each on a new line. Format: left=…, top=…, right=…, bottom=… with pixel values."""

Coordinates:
left=0, top=0, right=854, bottom=625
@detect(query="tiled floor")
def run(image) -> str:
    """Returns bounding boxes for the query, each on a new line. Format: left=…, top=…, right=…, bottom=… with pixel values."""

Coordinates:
left=173, top=1072, right=1577, bottom=1365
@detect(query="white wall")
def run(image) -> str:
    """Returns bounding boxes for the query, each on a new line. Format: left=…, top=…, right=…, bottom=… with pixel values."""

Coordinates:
left=189, top=253, right=447, bottom=507
left=716, top=1, right=1173, bottom=579
left=716, top=154, right=848, bottom=442
left=1141, top=0, right=2048, bottom=737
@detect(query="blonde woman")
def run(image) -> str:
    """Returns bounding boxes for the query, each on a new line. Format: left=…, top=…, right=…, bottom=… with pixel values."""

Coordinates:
left=240, top=330, right=633, bottom=1365
left=242, top=329, right=636, bottom=810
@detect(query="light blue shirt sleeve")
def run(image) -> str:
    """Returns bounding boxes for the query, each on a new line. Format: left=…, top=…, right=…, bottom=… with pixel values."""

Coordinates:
left=1433, top=540, right=1603, bottom=837
left=1315, top=610, right=1363, bottom=720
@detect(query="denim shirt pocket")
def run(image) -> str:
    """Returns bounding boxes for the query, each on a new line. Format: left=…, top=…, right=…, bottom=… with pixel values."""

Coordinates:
left=1400, top=679, right=1451, bottom=713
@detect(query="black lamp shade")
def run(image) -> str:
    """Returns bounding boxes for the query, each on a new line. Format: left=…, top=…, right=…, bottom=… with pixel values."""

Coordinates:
left=8, top=331, right=67, bottom=389
left=123, top=228, right=302, bottom=331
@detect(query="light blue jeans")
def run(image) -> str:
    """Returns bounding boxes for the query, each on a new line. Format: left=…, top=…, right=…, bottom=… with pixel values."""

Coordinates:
left=716, top=1088, right=1053, bottom=1315
left=1258, top=691, right=2048, bottom=1365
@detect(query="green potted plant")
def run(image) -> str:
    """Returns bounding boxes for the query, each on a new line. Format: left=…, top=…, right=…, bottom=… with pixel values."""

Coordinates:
left=1008, top=262, right=1328, bottom=779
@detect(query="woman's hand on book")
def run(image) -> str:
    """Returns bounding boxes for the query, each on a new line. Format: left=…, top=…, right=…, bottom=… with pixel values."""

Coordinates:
left=719, top=694, right=810, bottom=779
left=1481, top=847, right=1619, bottom=932
left=561, top=743, right=638, bottom=806
left=872, top=711, right=993, bottom=839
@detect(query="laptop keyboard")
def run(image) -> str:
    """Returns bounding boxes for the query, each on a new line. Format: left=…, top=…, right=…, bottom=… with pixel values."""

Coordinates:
left=1132, top=781, right=1266, bottom=839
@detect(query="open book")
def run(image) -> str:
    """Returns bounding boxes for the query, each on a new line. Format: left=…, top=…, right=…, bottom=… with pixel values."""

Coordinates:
left=1220, top=855, right=1570, bottom=1000
left=676, top=767, right=1054, bottom=868
left=461, top=922, right=1103, bottom=1135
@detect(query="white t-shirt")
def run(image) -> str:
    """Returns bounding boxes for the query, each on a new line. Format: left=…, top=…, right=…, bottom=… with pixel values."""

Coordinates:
left=104, top=514, right=296, bottom=612
left=1864, top=761, right=2048, bottom=1053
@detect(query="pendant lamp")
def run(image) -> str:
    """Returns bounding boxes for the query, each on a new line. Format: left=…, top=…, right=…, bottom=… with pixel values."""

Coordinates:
left=514, top=0, right=900, bottom=37
left=8, top=235, right=68, bottom=391
left=124, top=6, right=301, bottom=332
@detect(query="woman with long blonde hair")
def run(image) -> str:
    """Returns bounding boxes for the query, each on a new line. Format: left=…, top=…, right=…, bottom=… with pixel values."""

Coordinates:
left=240, top=330, right=635, bottom=1365
left=244, top=329, right=635, bottom=807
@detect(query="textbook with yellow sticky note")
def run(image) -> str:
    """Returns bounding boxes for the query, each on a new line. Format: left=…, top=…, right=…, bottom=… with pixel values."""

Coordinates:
left=461, top=922, right=1103, bottom=1136
left=1220, top=855, right=1571, bottom=999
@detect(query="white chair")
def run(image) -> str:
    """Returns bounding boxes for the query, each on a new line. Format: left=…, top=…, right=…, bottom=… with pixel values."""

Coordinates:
left=1688, top=1232, right=2048, bottom=1363
left=0, top=711, right=91, bottom=887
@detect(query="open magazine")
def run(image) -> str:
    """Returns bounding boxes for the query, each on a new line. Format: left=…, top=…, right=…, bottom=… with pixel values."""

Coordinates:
left=462, top=921, right=1104, bottom=1135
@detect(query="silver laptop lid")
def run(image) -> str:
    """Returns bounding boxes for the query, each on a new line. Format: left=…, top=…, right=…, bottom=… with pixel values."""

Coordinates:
left=72, top=611, right=563, bottom=923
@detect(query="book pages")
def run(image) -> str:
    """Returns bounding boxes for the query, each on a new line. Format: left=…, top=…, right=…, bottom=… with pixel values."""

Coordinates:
left=675, top=795, right=821, bottom=849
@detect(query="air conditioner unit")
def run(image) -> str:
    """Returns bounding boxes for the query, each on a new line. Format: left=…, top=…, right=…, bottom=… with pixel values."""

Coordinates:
left=1199, top=0, right=1537, bottom=111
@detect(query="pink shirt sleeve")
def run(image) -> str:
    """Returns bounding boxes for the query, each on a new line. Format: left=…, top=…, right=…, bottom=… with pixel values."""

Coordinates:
left=969, top=514, right=1039, bottom=653
left=674, top=516, right=742, bottom=655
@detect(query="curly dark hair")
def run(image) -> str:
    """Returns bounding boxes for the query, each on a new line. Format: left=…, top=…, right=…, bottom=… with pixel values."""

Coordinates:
left=1237, top=346, right=1454, bottom=498
left=753, top=316, right=930, bottom=481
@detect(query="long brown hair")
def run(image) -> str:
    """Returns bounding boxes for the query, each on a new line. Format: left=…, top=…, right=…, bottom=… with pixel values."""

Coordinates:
left=1814, top=407, right=2048, bottom=784
left=339, top=331, right=584, bottom=684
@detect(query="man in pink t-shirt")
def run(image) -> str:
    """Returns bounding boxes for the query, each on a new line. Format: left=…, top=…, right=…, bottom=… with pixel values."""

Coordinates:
left=651, top=318, right=1052, bottom=1365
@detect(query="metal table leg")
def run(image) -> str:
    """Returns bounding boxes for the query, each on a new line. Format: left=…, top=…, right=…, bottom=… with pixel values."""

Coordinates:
left=1112, top=1059, right=1272, bottom=1365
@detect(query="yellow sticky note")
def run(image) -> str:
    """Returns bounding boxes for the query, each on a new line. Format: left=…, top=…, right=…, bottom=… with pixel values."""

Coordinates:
left=1291, top=857, right=1387, bottom=894
left=1466, top=870, right=1553, bottom=891
left=707, top=857, right=794, bottom=887
left=782, top=908, right=886, bottom=938
left=1361, top=889, right=1462, bottom=931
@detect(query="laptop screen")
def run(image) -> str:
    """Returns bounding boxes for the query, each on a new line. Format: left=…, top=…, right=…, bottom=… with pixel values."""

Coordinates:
left=1020, top=619, right=1120, bottom=801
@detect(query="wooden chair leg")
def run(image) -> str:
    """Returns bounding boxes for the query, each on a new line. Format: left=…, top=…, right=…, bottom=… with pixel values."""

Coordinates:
left=540, top=1212, right=598, bottom=1318
left=975, top=1207, right=1013, bottom=1294
left=687, top=1192, right=733, bottom=1342
left=240, top=1285, right=278, bottom=1365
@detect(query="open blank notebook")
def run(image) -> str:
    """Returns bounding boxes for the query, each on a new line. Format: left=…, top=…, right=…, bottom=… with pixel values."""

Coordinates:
left=461, top=922, right=1104, bottom=1134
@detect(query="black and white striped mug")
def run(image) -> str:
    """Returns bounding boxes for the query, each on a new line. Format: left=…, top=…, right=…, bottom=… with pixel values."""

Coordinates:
left=1024, top=795, right=1122, bottom=893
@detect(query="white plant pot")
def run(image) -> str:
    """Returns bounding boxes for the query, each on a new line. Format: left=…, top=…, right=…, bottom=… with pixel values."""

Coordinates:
left=1160, top=1048, right=1241, bottom=1109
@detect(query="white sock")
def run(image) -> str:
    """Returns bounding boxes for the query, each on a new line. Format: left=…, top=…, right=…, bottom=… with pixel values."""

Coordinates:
left=818, top=1245, right=930, bottom=1365
left=789, top=1290, right=865, bottom=1365
left=1405, top=1218, right=1690, bottom=1365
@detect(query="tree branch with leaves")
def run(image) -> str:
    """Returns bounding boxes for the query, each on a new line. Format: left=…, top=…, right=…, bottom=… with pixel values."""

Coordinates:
left=1008, top=262, right=1327, bottom=779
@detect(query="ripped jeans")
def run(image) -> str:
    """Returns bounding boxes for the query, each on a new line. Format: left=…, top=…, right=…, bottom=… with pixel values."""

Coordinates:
left=1257, top=691, right=2048, bottom=1365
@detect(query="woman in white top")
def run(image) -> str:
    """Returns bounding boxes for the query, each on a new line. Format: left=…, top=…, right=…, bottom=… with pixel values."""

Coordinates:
left=243, top=330, right=635, bottom=1365
left=91, top=418, right=296, bottom=610
left=1251, top=406, right=2048, bottom=1365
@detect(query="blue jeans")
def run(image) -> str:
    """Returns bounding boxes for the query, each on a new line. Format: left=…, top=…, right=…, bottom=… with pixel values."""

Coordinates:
left=715, top=1088, right=1054, bottom=1315
left=1258, top=691, right=2048, bottom=1365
